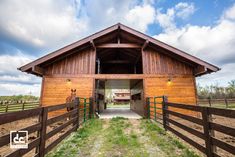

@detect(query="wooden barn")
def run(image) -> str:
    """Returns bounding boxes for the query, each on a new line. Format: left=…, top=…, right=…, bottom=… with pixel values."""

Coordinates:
left=18, top=23, right=219, bottom=117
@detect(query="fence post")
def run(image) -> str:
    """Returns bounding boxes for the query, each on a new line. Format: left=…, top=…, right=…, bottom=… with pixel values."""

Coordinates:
left=5, top=104, right=8, bottom=112
left=154, top=97, right=156, bottom=121
left=202, top=107, right=214, bottom=157
left=22, top=102, right=25, bottom=110
left=225, top=98, right=228, bottom=108
left=74, top=97, right=79, bottom=130
left=146, top=97, right=150, bottom=119
left=89, top=97, right=93, bottom=119
left=38, top=107, right=48, bottom=157
left=208, top=97, right=211, bottom=107
left=162, top=95, right=168, bottom=131
left=84, top=98, right=86, bottom=123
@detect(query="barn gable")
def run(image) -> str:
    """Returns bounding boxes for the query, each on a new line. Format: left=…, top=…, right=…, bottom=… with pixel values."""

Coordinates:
left=18, top=23, right=219, bottom=76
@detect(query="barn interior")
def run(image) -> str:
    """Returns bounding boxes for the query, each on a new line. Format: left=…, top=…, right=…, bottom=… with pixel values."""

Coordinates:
left=95, top=79, right=144, bottom=118
left=96, top=48, right=143, bottom=74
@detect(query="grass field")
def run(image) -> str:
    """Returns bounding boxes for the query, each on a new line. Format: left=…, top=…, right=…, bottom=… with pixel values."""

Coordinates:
left=46, top=118, right=200, bottom=157
left=0, top=102, right=39, bottom=113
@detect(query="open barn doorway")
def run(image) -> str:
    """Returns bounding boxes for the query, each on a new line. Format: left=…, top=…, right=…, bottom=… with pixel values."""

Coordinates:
left=95, top=79, right=144, bottom=119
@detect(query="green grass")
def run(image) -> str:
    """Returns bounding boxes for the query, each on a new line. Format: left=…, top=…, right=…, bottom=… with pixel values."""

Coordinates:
left=46, top=119, right=103, bottom=157
left=140, top=120, right=199, bottom=157
left=46, top=118, right=201, bottom=157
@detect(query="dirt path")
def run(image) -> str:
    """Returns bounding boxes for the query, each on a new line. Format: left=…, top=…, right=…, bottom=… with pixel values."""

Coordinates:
left=46, top=118, right=200, bottom=157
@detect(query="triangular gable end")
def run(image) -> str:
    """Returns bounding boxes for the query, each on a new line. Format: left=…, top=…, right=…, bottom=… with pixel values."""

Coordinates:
left=18, top=23, right=220, bottom=76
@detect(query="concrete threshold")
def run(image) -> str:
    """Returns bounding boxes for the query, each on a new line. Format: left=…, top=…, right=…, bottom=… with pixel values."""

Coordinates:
left=99, top=108, right=142, bottom=119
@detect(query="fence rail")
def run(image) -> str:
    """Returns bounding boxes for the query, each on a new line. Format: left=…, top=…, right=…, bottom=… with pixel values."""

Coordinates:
left=0, top=101, right=39, bottom=113
left=0, top=97, right=93, bottom=157
left=197, top=98, right=235, bottom=108
left=147, top=96, right=235, bottom=157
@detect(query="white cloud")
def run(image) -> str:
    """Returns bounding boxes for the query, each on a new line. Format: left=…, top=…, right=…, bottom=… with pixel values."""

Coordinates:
left=81, top=0, right=156, bottom=33
left=154, top=3, right=235, bottom=86
left=0, top=83, right=40, bottom=96
left=175, top=2, right=195, bottom=19
left=0, top=0, right=89, bottom=51
left=0, top=54, right=41, bottom=96
left=125, top=4, right=155, bottom=32
left=155, top=2, right=195, bottom=32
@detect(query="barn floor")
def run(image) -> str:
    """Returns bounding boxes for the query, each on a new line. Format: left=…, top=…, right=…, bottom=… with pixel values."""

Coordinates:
left=99, top=108, right=142, bottom=119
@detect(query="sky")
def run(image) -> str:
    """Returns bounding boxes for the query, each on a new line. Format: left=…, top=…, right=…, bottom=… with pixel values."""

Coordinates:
left=0, top=0, right=235, bottom=96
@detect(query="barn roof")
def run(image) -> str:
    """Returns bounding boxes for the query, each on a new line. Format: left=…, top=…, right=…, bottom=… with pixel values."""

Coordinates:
left=18, top=23, right=220, bottom=76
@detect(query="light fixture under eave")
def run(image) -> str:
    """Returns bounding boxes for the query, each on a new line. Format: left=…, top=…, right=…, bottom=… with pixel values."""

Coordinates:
left=66, top=79, right=72, bottom=85
left=167, top=77, right=172, bottom=86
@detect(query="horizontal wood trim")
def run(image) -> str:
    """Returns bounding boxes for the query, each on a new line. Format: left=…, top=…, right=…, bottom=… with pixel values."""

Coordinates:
left=166, top=102, right=202, bottom=112
left=0, top=108, right=42, bottom=125
left=165, top=109, right=203, bottom=125
left=166, top=125, right=206, bottom=154
left=0, top=123, right=41, bottom=147
left=96, top=43, right=141, bottom=48
left=44, top=74, right=193, bottom=79
left=166, top=117, right=205, bottom=139
left=46, top=103, right=74, bottom=112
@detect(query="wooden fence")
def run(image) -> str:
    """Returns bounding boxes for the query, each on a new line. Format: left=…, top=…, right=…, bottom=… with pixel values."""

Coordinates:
left=0, top=101, right=39, bottom=113
left=147, top=96, right=235, bottom=157
left=197, top=98, right=235, bottom=108
left=0, top=97, right=93, bottom=157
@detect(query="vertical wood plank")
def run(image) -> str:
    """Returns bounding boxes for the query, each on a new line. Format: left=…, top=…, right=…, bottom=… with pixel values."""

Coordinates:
left=202, top=107, right=213, bottom=157
left=39, top=107, right=48, bottom=157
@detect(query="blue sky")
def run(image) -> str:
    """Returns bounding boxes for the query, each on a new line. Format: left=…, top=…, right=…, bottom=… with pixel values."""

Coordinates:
left=0, top=0, right=235, bottom=96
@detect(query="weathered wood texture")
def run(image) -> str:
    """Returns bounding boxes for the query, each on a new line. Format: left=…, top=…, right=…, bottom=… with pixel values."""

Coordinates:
left=143, top=47, right=193, bottom=75
left=45, top=48, right=95, bottom=75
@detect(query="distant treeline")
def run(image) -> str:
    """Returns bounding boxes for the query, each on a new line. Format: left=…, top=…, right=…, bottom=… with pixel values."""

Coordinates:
left=0, top=95, right=39, bottom=102
left=197, top=80, right=235, bottom=99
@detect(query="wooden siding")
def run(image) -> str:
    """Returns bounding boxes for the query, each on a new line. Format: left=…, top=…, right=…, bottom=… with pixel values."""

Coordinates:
left=145, top=75, right=197, bottom=116
left=41, top=77, right=93, bottom=116
left=143, top=48, right=193, bottom=75
left=145, top=75, right=196, bottom=104
left=45, top=48, right=95, bottom=75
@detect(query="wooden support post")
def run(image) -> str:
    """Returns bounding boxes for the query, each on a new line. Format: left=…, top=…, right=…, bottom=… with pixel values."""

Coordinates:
left=154, top=97, right=156, bottom=121
left=74, top=97, right=79, bottom=129
left=84, top=98, right=86, bottom=123
left=89, top=97, right=93, bottom=119
left=202, top=107, right=214, bottom=157
left=146, top=97, right=150, bottom=119
left=38, top=107, right=48, bottom=157
left=162, top=95, right=168, bottom=131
